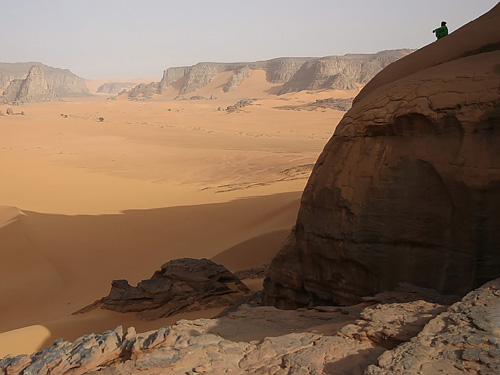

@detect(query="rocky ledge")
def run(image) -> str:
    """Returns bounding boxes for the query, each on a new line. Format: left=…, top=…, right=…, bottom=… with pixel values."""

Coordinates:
left=77, top=258, right=250, bottom=320
left=1, top=279, right=498, bottom=375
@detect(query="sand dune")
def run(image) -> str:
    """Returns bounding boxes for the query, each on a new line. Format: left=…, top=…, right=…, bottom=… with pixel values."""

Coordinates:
left=0, top=69, right=347, bottom=357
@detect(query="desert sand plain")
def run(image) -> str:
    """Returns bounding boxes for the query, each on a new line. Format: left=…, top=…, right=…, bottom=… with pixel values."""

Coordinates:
left=0, top=70, right=354, bottom=357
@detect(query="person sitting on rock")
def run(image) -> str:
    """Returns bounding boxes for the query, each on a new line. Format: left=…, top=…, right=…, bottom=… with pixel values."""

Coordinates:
left=433, top=21, right=448, bottom=40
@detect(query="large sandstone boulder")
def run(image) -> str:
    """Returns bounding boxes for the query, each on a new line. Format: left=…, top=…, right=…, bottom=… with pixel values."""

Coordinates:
left=263, top=4, right=500, bottom=308
left=78, top=258, right=250, bottom=320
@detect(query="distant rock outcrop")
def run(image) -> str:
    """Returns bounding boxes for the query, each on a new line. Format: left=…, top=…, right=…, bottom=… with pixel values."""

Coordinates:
left=276, top=97, right=353, bottom=112
left=97, top=82, right=136, bottom=94
left=279, top=51, right=408, bottom=94
left=0, top=62, right=91, bottom=97
left=77, top=258, right=250, bottom=320
left=127, top=81, right=159, bottom=100
left=263, top=4, right=500, bottom=309
left=1, top=65, right=58, bottom=104
left=225, top=98, right=253, bottom=113
left=127, top=50, right=411, bottom=100
left=223, top=65, right=250, bottom=92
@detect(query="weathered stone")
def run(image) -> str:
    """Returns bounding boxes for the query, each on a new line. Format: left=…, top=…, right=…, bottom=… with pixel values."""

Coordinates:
left=278, top=50, right=411, bottom=94
left=97, top=82, right=136, bottom=94
left=4, top=279, right=500, bottom=375
left=276, top=97, right=353, bottom=112
left=2, top=65, right=58, bottom=104
left=76, top=258, right=250, bottom=320
left=226, top=99, right=253, bottom=113
left=0, top=62, right=91, bottom=97
left=127, top=81, right=159, bottom=100
left=223, top=65, right=250, bottom=92
left=365, top=278, right=500, bottom=375
left=263, top=4, right=500, bottom=308
left=129, top=50, right=410, bottom=99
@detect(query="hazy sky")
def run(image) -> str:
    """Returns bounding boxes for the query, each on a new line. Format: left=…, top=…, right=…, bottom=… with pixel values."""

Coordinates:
left=0, top=0, right=497, bottom=79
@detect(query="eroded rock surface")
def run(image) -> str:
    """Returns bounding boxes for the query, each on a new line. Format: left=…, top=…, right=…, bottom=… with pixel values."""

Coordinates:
left=1, top=65, right=58, bottom=104
left=126, top=50, right=410, bottom=99
left=279, top=50, right=407, bottom=94
left=223, top=65, right=250, bottom=92
left=366, top=278, right=500, bottom=375
left=0, top=62, right=91, bottom=97
left=97, top=82, right=136, bottom=94
left=263, top=4, right=500, bottom=308
left=77, top=258, right=250, bottom=320
left=276, top=97, right=353, bottom=112
left=2, top=284, right=470, bottom=375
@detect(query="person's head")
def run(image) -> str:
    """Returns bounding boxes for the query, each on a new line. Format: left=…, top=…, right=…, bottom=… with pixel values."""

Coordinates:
left=441, top=21, right=447, bottom=26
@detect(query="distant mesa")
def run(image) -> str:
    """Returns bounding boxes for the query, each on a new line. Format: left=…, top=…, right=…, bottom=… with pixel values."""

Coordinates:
left=0, top=62, right=91, bottom=101
left=97, top=82, right=137, bottom=94
left=126, top=50, right=412, bottom=100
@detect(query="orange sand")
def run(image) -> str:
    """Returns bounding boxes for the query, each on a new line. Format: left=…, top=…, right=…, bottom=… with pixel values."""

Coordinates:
left=0, top=70, right=349, bottom=357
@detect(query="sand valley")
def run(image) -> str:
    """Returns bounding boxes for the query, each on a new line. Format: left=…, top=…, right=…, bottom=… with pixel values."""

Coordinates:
left=0, top=70, right=350, bottom=356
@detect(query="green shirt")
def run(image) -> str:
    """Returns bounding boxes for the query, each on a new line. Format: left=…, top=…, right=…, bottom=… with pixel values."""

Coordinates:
left=433, top=25, right=448, bottom=39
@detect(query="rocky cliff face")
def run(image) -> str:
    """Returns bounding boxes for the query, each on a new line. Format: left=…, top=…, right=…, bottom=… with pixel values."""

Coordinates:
left=127, top=51, right=410, bottom=99
left=263, top=4, right=500, bottom=309
left=97, top=82, right=136, bottom=94
left=279, top=51, right=410, bottom=94
left=1, top=65, right=58, bottom=104
left=223, top=65, right=250, bottom=92
left=0, top=62, right=91, bottom=97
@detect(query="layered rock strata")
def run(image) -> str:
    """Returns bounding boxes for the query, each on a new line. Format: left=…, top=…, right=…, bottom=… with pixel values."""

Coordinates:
left=126, top=50, right=411, bottom=99
left=78, top=258, right=250, bottom=320
left=278, top=51, right=405, bottom=94
left=3, top=279, right=498, bottom=375
left=263, top=4, right=500, bottom=309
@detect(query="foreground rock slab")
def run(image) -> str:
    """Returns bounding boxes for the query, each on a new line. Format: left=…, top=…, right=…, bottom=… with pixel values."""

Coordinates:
left=3, top=283, right=479, bottom=375
left=366, top=278, right=500, bottom=375
left=2, top=280, right=499, bottom=375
